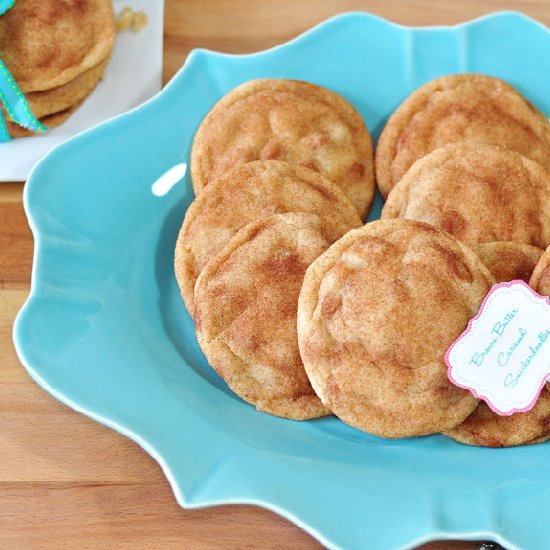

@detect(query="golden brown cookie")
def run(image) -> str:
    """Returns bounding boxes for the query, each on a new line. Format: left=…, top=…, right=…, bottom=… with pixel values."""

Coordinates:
left=191, top=79, right=374, bottom=218
left=175, top=161, right=362, bottom=316
left=375, top=74, right=550, bottom=198
left=526, top=432, right=550, bottom=445
left=194, top=212, right=350, bottom=420
left=6, top=101, right=82, bottom=138
left=297, top=219, right=494, bottom=438
left=381, top=144, right=550, bottom=248
left=475, top=242, right=544, bottom=283
left=445, top=245, right=550, bottom=447
left=0, top=0, right=115, bottom=91
left=444, top=388, right=550, bottom=448
left=530, top=245, right=550, bottom=297
left=23, top=58, right=108, bottom=118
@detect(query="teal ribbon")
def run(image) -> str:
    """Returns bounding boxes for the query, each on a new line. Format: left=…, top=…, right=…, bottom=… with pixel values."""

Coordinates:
left=0, top=0, right=15, bottom=15
left=0, top=0, right=47, bottom=141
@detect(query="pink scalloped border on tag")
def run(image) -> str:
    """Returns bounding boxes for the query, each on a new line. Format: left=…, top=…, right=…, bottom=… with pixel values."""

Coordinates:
left=445, top=280, right=550, bottom=416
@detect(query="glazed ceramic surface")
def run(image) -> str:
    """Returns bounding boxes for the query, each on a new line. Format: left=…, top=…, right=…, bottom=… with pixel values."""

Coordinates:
left=14, top=12, right=550, bottom=550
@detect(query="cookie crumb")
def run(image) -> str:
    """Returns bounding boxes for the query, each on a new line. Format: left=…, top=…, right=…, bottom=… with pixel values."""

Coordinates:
left=116, top=7, right=148, bottom=33
left=132, top=11, right=148, bottom=32
left=116, top=7, right=133, bottom=32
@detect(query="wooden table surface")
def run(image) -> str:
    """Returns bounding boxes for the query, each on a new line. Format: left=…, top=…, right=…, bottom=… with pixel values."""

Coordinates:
left=1, top=0, right=548, bottom=548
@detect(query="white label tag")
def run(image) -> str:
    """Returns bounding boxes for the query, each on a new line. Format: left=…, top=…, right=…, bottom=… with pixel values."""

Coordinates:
left=446, top=281, right=550, bottom=416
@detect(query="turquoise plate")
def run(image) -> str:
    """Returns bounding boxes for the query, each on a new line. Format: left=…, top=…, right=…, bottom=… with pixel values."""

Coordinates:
left=13, top=12, right=550, bottom=550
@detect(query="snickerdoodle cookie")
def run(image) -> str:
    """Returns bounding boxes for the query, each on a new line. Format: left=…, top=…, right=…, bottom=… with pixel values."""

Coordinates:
left=381, top=144, right=550, bottom=248
left=475, top=242, right=544, bottom=283
left=375, top=74, right=550, bottom=198
left=445, top=388, right=550, bottom=447
left=194, top=213, right=350, bottom=420
left=297, top=219, right=494, bottom=438
left=191, top=79, right=374, bottom=217
left=530, top=245, right=550, bottom=297
left=175, top=161, right=362, bottom=315
left=445, top=243, right=549, bottom=447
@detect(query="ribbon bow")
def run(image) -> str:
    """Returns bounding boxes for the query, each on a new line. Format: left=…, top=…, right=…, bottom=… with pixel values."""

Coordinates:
left=0, top=0, right=47, bottom=141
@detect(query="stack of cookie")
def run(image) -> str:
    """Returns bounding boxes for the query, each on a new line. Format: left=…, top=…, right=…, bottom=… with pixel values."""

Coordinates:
left=373, top=75, right=550, bottom=446
left=175, top=74, right=550, bottom=448
left=0, top=0, right=115, bottom=137
left=175, top=79, right=374, bottom=419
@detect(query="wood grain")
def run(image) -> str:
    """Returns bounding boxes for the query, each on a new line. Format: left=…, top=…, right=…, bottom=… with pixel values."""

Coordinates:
left=0, top=185, right=32, bottom=289
left=163, top=0, right=550, bottom=83
left=0, top=483, right=322, bottom=549
left=3, top=0, right=548, bottom=547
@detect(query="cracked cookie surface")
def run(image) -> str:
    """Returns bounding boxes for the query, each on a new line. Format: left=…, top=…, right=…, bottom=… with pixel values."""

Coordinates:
left=191, top=79, right=374, bottom=218
left=297, top=219, right=494, bottom=437
left=375, top=73, right=550, bottom=198
left=445, top=242, right=549, bottom=447
left=175, top=161, right=362, bottom=316
left=194, top=212, right=350, bottom=420
left=382, top=143, right=550, bottom=248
